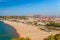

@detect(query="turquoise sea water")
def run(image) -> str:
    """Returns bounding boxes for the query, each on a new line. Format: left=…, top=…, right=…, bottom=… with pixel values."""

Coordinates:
left=0, top=21, right=19, bottom=40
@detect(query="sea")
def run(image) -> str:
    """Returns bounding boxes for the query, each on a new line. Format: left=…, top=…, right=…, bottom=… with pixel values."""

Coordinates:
left=0, top=21, right=19, bottom=40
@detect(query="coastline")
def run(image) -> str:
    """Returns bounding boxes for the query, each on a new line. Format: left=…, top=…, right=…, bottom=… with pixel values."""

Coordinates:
left=3, top=20, right=60, bottom=40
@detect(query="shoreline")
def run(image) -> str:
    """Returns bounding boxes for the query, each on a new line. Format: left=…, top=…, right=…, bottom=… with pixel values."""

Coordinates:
left=3, top=20, right=60, bottom=40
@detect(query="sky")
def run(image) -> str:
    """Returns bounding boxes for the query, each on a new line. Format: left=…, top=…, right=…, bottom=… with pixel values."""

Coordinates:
left=0, top=0, right=60, bottom=16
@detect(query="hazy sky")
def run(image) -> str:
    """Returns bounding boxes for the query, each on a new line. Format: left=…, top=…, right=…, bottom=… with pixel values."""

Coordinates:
left=0, top=0, right=60, bottom=16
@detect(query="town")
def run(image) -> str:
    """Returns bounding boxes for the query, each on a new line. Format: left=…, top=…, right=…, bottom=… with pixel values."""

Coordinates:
left=0, top=15, right=60, bottom=40
left=0, top=15, right=60, bottom=31
left=0, top=15, right=60, bottom=26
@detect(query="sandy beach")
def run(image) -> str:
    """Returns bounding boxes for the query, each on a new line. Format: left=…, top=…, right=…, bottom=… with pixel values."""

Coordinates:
left=3, top=21, right=60, bottom=40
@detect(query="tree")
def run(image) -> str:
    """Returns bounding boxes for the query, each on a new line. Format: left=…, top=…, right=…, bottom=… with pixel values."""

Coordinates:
left=25, top=37, right=31, bottom=40
left=46, top=22, right=60, bottom=27
left=20, top=37, right=25, bottom=40
left=47, top=35, right=55, bottom=40
left=55, top=34, right=60, bottom=40
left=11, top=37, right=31, bottom=40
left=44, top=33, right=60, bottom=40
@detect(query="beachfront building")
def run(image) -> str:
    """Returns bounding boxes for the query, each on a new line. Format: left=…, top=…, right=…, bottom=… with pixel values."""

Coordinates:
left=27, top=17, right=35, bottom=22
left=41, top=17, right=51, bottom=24
left=37, top=22, right=46, bottom=25
left=54, top=18, right=60, bottom=23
